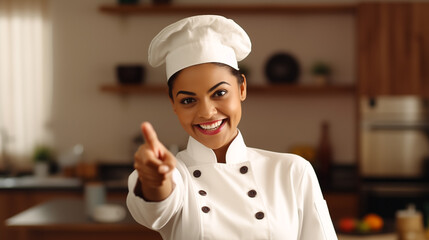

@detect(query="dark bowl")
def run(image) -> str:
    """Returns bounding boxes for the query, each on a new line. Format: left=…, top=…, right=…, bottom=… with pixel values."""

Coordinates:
left=265, top=52, right=300, bottom=84
left=116, top=65, right=144, bottom=85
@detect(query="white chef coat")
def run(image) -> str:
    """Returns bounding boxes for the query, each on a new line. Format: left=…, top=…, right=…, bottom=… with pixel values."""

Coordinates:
left=127, top=132, right=338, bottom=240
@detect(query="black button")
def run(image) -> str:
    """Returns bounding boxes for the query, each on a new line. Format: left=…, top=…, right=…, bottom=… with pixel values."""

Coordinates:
left=193, top=170, right=201, bottom=178
left=240, top=166, right=248, bottom=174
left=248, top=190, right=257, bottom=198
left=255, top=211, right=264, bottom=220
left=202, top=206, right=210, bottom=213
left=199, top=190, right=207, bottom=196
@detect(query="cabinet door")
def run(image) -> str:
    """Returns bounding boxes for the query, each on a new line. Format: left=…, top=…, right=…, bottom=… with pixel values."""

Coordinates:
left=324, top=193, right=359, bottom=222
left=414, top=3, right=429, bottom=98
left=358, top=3, right=421, bottom=96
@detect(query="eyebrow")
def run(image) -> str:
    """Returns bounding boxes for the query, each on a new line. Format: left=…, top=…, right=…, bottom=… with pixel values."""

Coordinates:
left=175, top=81, right=231, bottom=97
left=176, top=90, right=196, bottom=97
left=208, top=81, right=230, bottom=93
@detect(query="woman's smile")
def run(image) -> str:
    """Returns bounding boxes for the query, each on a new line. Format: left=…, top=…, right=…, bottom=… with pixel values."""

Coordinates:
left=194, top=119, right=227, bottom=135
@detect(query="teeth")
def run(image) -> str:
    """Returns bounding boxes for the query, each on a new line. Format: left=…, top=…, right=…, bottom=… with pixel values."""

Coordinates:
left=199, top=120, right=223, bottom=130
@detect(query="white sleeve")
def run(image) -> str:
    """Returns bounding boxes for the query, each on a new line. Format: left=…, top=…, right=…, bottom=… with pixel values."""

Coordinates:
left=126, top=169, right=184, bottom=231
left=297, top=162, right=338, bottom=240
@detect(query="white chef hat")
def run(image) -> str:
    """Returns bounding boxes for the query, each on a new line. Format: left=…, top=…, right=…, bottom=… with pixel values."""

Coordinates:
left=148, top=15, right=251, bottom=80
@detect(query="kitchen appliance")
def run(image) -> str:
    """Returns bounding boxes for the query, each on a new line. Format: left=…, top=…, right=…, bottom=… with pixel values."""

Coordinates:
left=360, top=96, right=429, bottom=179
left=360, top=96, right=429, bottom=223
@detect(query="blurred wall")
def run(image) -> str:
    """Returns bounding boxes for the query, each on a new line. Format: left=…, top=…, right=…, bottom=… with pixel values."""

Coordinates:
left=50, top=0, right=356, bottom=165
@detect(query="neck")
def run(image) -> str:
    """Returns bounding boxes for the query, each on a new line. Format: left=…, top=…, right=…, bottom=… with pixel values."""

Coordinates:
left=214, top=146, right=228, bottom=163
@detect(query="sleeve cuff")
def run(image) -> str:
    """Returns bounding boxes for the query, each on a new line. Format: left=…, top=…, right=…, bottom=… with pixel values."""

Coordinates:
left=126, top=169, right=184, bottom=230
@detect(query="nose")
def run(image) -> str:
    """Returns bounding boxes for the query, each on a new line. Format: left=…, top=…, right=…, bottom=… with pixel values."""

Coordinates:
left=198, top=99, right=217, bottom=119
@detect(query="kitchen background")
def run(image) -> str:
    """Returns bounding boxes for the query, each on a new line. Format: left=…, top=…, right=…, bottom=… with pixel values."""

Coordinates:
left=50, top=0, right=355, bottom=166
left=1, top=0, right=429, bottom=240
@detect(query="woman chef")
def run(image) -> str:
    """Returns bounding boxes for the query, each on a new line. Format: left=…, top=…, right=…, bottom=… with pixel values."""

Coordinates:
left=126, top=15, right=338, bottom=240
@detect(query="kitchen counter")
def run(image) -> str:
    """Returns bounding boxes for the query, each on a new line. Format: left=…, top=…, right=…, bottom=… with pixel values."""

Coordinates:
left=6, top=198, right=161, bottom=240
left=0, top=176, right=129, bottom=190
left=338, top=233, right=396, bottom=240
left=0, top=176, right=82, bottom=189
left=5, top=198, right=398, bottom=240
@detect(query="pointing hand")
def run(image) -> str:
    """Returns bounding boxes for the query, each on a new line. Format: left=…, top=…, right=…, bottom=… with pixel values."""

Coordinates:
left=134, top=122, right=176, bottom=190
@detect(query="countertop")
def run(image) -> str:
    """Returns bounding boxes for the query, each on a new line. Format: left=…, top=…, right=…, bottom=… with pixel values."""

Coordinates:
left=6, top=198, right=139, bottom=228
left=0, top=176, right=82, bottom=189
left=5, top=199, right=397, bottom=240
left=337, top=234, right=396, bottom=240
left=0, top=176, right=128, bottom=190
left=0, top=163, right=133, bottom=190
left=5, top=198, right=162, bottom=240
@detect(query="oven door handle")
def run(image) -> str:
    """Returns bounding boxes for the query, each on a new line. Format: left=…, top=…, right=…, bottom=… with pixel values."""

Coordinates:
left=363, top=122, right=429, bottom=130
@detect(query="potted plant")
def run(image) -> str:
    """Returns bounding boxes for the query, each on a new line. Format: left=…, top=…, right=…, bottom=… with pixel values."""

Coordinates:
left=33, top=145, right=53, bottom=178
left=311, top=61, right=332, bottom=85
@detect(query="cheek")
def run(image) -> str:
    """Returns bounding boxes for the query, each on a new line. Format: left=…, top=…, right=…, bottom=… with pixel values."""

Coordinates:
left=225, top=99, right=242, bottom=123
left=174, top=108, right=194, bottom=127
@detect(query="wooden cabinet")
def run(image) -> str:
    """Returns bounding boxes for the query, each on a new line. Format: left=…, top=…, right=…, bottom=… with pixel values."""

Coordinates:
left=324, top=192, right=359, bottom=222
left=414, top=3, right=429, bottom=98
left=358, top=2, right=429, bottom=97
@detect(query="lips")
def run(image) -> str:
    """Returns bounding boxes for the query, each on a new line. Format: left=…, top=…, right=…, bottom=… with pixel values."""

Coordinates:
left=195, top=119, right=226, bottom=135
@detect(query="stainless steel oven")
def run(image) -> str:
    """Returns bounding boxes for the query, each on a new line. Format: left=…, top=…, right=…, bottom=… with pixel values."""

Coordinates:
left=359, top=97, right=429, bottom=223
left=360, top=96, right=429, bottom=179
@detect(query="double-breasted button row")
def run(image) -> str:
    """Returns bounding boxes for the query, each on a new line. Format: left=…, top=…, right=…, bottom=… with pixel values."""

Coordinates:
left=239, top=165, right=264, bottom=220
left=193, top=170, right=207, bottom=213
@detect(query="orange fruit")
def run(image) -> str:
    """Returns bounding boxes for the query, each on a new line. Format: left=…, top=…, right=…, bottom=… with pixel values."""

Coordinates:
left=363, top=213, right=384, bottom=231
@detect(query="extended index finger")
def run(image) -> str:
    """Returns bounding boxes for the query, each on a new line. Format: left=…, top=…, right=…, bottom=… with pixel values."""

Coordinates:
left=141, top=122, right=159, bottom=148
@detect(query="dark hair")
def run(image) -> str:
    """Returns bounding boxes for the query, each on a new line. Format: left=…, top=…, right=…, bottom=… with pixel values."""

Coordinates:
left=167, top=62, right=245, bottom=100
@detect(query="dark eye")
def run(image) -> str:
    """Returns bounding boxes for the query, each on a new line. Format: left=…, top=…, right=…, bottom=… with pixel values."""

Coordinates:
left=180, top=98, right=195, bottom=105
left=213, top=90, right=227, bottom=98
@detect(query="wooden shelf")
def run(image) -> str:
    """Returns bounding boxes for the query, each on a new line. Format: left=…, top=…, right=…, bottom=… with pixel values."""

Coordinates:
left=99, top=3, right=356, bottom=96
left=100, top=84, right=356, bottom=96
left=100, top=84, right=167, bottom=94
left=248, top=84, right=356, bottom=95
left=99, top=4, right=356, bottom=15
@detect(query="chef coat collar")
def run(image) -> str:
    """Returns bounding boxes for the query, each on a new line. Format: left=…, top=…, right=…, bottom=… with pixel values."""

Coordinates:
left=183, top=131, right=247, bottom=166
